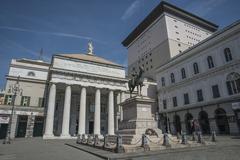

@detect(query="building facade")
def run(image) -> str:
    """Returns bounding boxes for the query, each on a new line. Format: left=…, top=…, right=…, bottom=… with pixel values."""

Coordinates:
left=0, top=59, right=49, bottom=139
left=156, top=21, right=240, bottom=135
left=122, top=1, right=218, bottom=79
left=43, top=49, right=127, bottom=138
left=0, top=47, right=128, bottom=139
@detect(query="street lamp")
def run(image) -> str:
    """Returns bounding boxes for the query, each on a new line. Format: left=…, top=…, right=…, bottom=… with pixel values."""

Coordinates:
left=3, top=76, right=22, bottom=144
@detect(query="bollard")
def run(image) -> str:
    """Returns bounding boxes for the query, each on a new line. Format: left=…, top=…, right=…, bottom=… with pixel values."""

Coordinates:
left=82, top=134, right=86, bottom=144
left=211, top=131, right=216, bottom=142
left=94, top=135, right=99, bottom=147
left=197, top=132, right=203, bottom=143
left=76, top=134, right=81, bottom=144
left=103, top=135, right=108, bottom=148
left=115, top=135, right=124, bottom=153
left=163, top=133, right=170, bottom=146
left=177, top=132, right=181, bottom=139
left=192, top=132, right=196, bottom=141
left=181, top=132, right=187, bottom=144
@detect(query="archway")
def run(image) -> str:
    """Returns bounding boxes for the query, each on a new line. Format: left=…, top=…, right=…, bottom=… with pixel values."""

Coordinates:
left=198, top=111, right=210, bottom=134
left=163, top=116, right=171, bottom=133
left=185, top=113, right=193, bottom=134
left=215, top=108, right=230, bottom=134
left=173, top=115, right=182, bottom=134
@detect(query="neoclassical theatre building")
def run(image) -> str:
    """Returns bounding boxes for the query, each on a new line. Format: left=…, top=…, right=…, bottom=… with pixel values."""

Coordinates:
left=44, top=50, right=127, bottom=138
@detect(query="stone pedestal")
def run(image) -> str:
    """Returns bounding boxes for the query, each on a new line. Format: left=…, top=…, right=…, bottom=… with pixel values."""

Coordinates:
left=117, top=96, right=162, bottom=144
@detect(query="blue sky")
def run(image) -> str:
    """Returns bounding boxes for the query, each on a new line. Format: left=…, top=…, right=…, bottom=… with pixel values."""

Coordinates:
left=0, top=0, right=239, bottom=88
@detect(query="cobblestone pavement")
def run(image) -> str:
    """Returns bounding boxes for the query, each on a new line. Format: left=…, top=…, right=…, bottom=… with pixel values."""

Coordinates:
left=0, top=136, right=240, bottom=160
left=0, top=138, right=102, bottom=160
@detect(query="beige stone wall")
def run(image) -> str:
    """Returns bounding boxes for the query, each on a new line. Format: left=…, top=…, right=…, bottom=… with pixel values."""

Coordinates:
left=5, top=80, right=46, bottom=107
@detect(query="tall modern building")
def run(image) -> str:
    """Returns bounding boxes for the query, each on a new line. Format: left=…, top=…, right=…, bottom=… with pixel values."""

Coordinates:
left=122, top=1, right=218, bottom=79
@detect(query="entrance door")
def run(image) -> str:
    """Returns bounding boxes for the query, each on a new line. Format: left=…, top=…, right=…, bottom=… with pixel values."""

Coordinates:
left=33, top=116, right=44, bottom=137
left=199, top=111, right=210, bottom=134
left=16, top=115, right=28, bottom=138
left=185, top=113, right=193, bottom=134
left=173, top=115, right=182, bottom=134
left=89, top=121, right=94, bottom=134
left=215, top=108, right=230, bottom=134
left=0, top=124, right=8, bottom=139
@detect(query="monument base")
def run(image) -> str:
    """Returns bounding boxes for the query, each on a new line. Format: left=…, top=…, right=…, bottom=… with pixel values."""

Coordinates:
left=117, top=96, right=162, bottom=144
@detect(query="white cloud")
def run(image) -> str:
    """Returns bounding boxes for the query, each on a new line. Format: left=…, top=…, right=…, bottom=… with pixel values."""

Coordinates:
left=0, top=26, right=106, bottom=45
left=1, top=36, right=51, bottom=61
left=121, top=0, right=143, bottom=21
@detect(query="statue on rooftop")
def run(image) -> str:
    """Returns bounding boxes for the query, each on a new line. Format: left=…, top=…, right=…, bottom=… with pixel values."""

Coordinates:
left=88, top=41, right=94, bottom=55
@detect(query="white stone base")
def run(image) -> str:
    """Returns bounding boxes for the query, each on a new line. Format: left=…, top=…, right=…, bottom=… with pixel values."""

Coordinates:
left=43, top=134, right=77, bottom=140
left=43, top=134, right=55, bottom=139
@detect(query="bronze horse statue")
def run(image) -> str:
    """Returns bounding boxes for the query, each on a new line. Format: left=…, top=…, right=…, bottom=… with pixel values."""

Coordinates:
left=128, top=66, right=144, bottom=97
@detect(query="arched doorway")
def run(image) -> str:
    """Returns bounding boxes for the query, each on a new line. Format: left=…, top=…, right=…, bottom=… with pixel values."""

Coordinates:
left=198, top=111, right=210, bottom=134
left=215, top=108, right=230, bottom=134
left=185, top=113, right=193, bottom=134
left=163, top=116, right=171, bottom=133
left=173, top=115, right=182, bottom=134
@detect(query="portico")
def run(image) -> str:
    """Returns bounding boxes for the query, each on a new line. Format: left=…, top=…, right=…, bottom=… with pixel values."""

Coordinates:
left=43, top=47, right=127, bottom=139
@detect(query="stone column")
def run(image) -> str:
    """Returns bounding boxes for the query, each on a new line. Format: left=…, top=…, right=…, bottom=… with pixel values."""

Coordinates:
left=120, top=92, right=125, bottom=121
left=94, top=88, right=101, bottom=135
left=115, top=92, right=121, bottom=131
left=61, top=85, right=71, bottom=137
left=78, top=87, right=86, bottom=135
left=43, top=83, right=56, bottom=138
left=108, top=90, right=114, bottom=135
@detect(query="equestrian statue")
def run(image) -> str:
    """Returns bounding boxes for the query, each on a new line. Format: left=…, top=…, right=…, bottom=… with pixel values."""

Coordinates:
left=128, top=66, right=144, bottom=97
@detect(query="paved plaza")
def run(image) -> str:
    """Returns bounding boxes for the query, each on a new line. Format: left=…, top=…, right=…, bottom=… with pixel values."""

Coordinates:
left=0, top=136, right=240, bottom=160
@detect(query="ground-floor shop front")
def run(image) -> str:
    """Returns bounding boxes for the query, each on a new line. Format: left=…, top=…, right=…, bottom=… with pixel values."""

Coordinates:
left=0, top=106, right=44, bottom=139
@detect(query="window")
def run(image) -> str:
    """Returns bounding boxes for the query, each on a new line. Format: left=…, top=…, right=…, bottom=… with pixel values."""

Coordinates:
left=207, top=56, right=214, bottom=68
left=212, top=85, right=220, bottom=98
left=173, top=97, right=178, bottom=107
left=21, top=96, right=31, bottom=106
left=171, top=73, right=175, bottom=83
left=226, top=72, right=240, bottom=95
left=163, top=100, right=167, bottom=109
left=197, top=89, right=203, bottom=102
left=184, top=93, right=189, bottom=104
left=178, top=43, right=181, bottom=47
left=161, top=77, right=165, bottom=87
left=193, top=62, right=199, bottom=74
left=181, top=68, right=186, bottom=79
left=27, top=71, right=35, bottom=77
left=176, top=32, right=179, bottom=34
left=38, top=98, right=45, bottom=107
left=224, top=48, right=232, bottom=62
left=4, top=95, right=12, bottom=105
